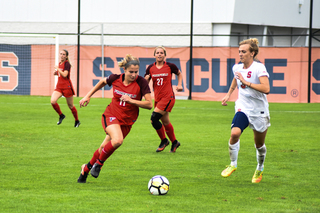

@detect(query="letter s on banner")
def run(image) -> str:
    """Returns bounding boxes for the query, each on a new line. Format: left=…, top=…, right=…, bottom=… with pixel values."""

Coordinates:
left=0, top=52, right=19, bottom=91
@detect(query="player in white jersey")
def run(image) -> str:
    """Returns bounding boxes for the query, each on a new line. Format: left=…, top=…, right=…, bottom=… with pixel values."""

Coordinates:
left=221, top=38, right=270, bottom=183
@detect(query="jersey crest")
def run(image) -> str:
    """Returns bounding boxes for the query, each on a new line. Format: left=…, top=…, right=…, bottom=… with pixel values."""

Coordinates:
left=109, top=117, right=116, bottom=122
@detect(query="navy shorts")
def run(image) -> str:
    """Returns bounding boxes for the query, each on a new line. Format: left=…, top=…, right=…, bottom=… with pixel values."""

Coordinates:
left=231, top=111, right=249, bottom=133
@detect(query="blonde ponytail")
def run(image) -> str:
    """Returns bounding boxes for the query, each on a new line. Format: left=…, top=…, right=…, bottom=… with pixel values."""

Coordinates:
left=118, top=54, right=140, bottom=69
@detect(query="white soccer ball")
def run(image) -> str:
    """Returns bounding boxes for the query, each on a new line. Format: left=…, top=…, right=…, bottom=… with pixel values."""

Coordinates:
left=148, top=175, right=170, bottom=195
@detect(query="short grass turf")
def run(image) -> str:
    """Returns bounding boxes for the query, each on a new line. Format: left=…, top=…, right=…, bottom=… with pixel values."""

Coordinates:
left=0, top=95, right=319, bottom=213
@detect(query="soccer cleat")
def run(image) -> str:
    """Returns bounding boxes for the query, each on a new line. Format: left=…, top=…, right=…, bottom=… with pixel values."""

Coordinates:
left=57, top=114, right=65, bottom=125
left=74, top=120, right=81, bottom=128
left=221, top=165, right=237, bottom=177
left=170, top=141, right=180, bottom=153
left=90, top=162, right=102, bottom=178
left=77, top=164, right=88, bottom=183
left=156, top=139, right=169, bottom=152
left=252, top=168, right=264, bottom=183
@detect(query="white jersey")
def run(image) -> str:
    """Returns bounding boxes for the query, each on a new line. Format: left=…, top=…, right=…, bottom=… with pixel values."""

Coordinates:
left=233, top=61, right=270, bottom=117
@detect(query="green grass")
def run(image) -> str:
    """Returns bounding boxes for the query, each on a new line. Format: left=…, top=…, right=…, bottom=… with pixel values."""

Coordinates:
left=0, top=94, right=319, bottom=213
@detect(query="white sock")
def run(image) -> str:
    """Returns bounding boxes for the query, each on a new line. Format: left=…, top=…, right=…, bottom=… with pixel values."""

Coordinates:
left=229, top=140, right=240, bottom=167
left=256, top=144, right=267, bottom=171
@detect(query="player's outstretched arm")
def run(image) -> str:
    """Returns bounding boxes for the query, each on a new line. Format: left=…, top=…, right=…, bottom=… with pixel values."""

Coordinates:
left=79, top=78, right=107, bottom=108
left=222, top=78, right=237, bottom=105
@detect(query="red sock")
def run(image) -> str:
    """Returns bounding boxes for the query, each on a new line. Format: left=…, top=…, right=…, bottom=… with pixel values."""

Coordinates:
left=164, top=123, right=176, bottom=143
left=156, top=125, right=167, bottom=140
left=83, top=149, right=100, bottom=173
left=51, top=103, right=62, bottom=115
left=98, top=141, right=117, bottom=164
left=71, top=106, right=79, bottom=121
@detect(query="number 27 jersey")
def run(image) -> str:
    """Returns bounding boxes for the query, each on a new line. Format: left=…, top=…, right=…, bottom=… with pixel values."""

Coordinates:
left=145, top=61, right=179, bottom=102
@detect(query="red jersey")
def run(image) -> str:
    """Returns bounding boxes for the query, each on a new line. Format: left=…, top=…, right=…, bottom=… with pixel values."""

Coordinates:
left=56, top=60, right=73, bottom=90
left=104, top=74, right=151, bottom=125
left=145, top=61, right=179, bottom=102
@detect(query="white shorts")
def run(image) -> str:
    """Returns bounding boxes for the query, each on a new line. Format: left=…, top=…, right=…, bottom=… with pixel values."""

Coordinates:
left=248, top=116, right=270, bottom=133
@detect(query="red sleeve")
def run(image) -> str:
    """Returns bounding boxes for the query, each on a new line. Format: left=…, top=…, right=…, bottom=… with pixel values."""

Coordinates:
left=136, top=76, right=151, bottom=96
left=166, top=62, right=179, bottom=75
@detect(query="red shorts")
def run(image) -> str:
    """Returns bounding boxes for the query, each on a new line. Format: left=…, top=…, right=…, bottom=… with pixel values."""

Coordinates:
left=101, top=114, right=132, bottom=139
left=155, top=97, right=175, bottom=112
left=55, top=87, right=74, bottom=98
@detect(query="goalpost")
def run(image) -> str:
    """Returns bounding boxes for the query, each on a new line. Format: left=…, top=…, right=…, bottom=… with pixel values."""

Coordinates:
left=0, top=33, right=77, bottom=96
left=0, top=33, right=60, bottom=89
left=0, top=33, right=59, bottom=65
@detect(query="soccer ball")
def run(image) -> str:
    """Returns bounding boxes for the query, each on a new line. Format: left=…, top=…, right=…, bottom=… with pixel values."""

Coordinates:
left=148, top=175, right=170, bottom=195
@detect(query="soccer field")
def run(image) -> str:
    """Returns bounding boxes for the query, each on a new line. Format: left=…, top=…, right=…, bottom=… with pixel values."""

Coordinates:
left=1, top=95, right=319, bottom=213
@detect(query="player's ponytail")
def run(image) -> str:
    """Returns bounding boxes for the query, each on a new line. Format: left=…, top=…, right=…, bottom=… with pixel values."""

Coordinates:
left=118, top=54, right=140, bottom=69
left=63, top=49, right=72, bottom=67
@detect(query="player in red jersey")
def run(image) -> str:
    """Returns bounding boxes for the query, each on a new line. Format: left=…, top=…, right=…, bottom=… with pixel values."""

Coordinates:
left=145, top=46, right=183, bottom=153
left=77, top=54, right=152, bottom=183
left=50, top=49, right=80, bottom=127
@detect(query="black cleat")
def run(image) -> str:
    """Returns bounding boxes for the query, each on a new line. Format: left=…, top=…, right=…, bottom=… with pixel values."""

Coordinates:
left=57, top=114, right=65, bottom=125
left=170, top=141, right=180, bottom=153
left=74, top=120, right=81, bottom=128
left=77, top=164, right=88, bottom=183
left=90, top=163, right=102, bottom=178
left=156, top=138, right=169, bottom=152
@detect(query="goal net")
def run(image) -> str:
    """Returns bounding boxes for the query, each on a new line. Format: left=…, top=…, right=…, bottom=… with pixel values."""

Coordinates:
left=0, top=33, right=77, bottom=96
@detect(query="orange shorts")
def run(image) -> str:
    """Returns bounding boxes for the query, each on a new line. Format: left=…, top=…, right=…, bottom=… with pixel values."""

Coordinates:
left=55, top=87, right=74, bottom=98
left=101, top=114, right=132, bottom=139
left=155, top=97, right=175, bottom=112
